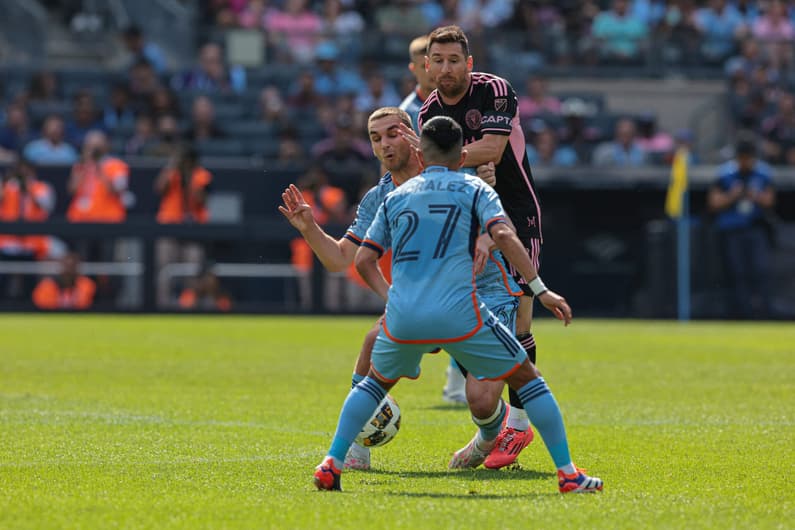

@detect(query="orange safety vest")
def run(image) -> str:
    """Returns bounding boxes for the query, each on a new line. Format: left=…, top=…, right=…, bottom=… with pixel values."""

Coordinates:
left=290, top=185, right=346, bottom=271
left=0, top=179, right=54, bottom=259
left=157, top=166, right=212, bottom=223
left=32, top=276, right=96, bottom=310
left=66, top=157, right=128, bottom=223
left=178, top=288, right=232, bottom=311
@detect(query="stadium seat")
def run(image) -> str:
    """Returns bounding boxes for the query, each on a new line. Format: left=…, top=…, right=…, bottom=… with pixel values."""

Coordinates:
left=195, top=138, right=246, bottom=157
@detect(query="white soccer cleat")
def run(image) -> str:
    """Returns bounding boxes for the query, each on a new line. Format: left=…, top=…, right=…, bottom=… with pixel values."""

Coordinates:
left=344, top=442, right=371, bottom=470
left=448, top=434, right=497, bottom=469
left=442, top=364, right=467, bottom=405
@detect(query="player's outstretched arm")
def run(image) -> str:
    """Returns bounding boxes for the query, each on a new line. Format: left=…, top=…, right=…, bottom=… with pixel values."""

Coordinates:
left=354, top=246, right=389, bottom=301
left=278, top=183, right=357, bottom=272
left=489, top=222, right=572, bottom=325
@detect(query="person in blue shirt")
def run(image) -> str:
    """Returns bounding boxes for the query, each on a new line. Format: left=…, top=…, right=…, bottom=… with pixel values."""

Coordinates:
left=708, top=133, right=776, bottom=318
left=313, top=115, right=602, bottom=494
left=280, top=107, right=531, bottom=472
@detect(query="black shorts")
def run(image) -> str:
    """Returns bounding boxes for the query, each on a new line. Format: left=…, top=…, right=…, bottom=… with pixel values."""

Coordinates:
left=504, top=235, right=542, bottom=297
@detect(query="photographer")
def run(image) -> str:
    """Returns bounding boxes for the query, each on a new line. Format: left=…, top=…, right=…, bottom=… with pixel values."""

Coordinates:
left=154, top=144, right=213, bottom=307
left=66, top=130, right=130, bottom=223
left=708, top=132, right=777, bottom=319
left=0, top=157, right=59, bottom=259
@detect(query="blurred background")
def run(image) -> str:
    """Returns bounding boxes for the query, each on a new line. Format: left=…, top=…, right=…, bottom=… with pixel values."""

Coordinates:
left=0, top=0, right=792, bottom=318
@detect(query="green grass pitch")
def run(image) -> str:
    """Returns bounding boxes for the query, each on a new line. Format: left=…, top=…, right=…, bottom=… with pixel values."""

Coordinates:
left=1, top=315, right=793, bottom=529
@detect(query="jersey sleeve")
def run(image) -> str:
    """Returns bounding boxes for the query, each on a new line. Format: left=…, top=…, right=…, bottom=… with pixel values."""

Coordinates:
left=480, top=77, right=517, bottom=136
left=361, top=200, right=390, bottom=257
left=344, top=186, right=381, bottom=245
left=474, top=182, right=509, bottom=233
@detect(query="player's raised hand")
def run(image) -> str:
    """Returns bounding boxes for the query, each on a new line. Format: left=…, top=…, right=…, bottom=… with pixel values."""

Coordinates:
left=476, top=162, right=496, bottom=187
left=398, top=123, right=420, bottom=150
left=278, top=184, right=314, bottom=232
left=537, top=290, right=573, bottom=326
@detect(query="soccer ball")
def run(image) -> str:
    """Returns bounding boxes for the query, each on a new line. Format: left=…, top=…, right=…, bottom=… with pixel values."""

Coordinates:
left=355, top=394, right=401, bottom=447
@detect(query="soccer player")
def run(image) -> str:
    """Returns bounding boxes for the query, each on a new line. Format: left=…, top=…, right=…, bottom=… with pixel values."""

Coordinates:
left=399, top=34, right=468, bottom=405
left=280, top=107, right=523, bottom=470
left=313, top=116, right=602, bottom=494
left=410, top=25, right=545, bottom=468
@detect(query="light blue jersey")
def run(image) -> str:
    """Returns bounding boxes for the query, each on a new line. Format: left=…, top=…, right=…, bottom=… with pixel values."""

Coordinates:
left=399, top=88, right=424, bottom=134
left=363, top=166, right=513, bottom=342
left=346, top=172, right=520, bottom=313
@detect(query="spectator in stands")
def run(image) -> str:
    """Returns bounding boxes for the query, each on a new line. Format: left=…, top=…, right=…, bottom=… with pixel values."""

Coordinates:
left=32, top=252, right=96, bottom=310
left=694, top=0, right=747, bottom=63
left=751, top=0, right=795, bottom=69
left=238, top=0, right=273, bottom=29
left=277, top=127, right=305, bottom=163
left=122, top=24, right=167, bottom=74
left=593, top=117, right=648, bottom=166
left=66, top=130, right=130, bottom=223
left=148, top=87, right=182, bottom=120
left=525, top=125, right=579, bottom=167
left=657, top=0, right=702, bottom=65
left=320, top=0, right=365, bottom=58
left=590, top=0, right=649, bottom=64
left=311, top=41, right=366, bottom=98
left=65, top=91, right=105, bottom=148
left=178, top=262, right=232, bottom=312
left=185, top=96, right=225, bottom=142
left=125, top=114, right=157, bottom=156
left=258, top=85, right=288, bottom=125
left=354, top=71, right=400, bottom=114
left=518, top=76, right=561, bottom=118
left=0, top=103, right=35, bottom=163
left=102, top=83, right=136, bottom=132
left=205, top=0, right=247, bottom=27
left=287, top=70, right=323, bottom=110
left=635, top=113, right=674, bottom=162
left=760, top=92, right=795, bottom=165
left=454, top=0, right=515, bottom=31
left=27, top=71, right=60, bottom=103
left=707, top=133, right=776, bottom=319
left=146, top=114, right=182, bottom=158
left=557, top=97, right=602, bottom=161
left=725, top=38, right=762, bottom=78
left=264, top=0, right=323, bottom=64
left=155, top=145, right=212, bottom=224
left=23, top=115, right=79, bottom=165
left=171, top=42, right=246, bottom=94
left=128, top=59, right=162, bottom=112
left=0, top=157, right=62, bottom=261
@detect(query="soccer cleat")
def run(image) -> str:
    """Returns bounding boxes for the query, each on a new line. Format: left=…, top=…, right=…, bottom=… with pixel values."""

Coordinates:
left=344, top=443, right=371, bottom=470
left=313, top=457, right=342, bottom=491
left=483, top=426, right=534, bottom=469
left=442, top=364, right=467, bottom=405
left=449, top=434, right=497, bottom=469
left=558, top=467, right=603, bottom=493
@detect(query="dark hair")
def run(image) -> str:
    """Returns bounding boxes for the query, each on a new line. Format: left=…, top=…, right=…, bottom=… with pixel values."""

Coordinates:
left=124, top=25, right=142, bottom=39
left=420, top=116, right=462, bottom=160
left=735, top=130, right=757, bottom=156
left=427, top=25, right=469, bottom=56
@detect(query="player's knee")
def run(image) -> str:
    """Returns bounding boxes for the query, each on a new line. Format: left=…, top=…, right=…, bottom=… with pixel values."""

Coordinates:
left=465, top=379, right=503, bottom=418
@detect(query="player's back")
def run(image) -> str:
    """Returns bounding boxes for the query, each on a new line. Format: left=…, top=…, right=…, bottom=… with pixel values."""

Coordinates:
left=368, top=166, right=506, bottom=342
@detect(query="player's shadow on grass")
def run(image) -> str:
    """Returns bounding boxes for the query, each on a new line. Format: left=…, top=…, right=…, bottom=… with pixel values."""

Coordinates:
left=385, top=491, right=558, bottom=500
left=362, top=468, right=555, bottom=481
left=423, top=404, right=470, bottom=411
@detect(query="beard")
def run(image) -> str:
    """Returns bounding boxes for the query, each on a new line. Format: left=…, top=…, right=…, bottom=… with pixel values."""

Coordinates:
left=435, top=75, right=468, bottom=99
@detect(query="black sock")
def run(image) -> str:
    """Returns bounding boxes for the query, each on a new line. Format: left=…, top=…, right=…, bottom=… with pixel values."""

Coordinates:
left=516, top=332, right=537, bottom=364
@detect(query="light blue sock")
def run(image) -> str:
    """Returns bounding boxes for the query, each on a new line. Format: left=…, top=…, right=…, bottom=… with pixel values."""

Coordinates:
left=473, top=399, right=506, bottom=441
left=351, top=373, right=365, bottom=389
left=328, top=377, right=386, bottom=463
left=517, top=377, right=572, bottom=468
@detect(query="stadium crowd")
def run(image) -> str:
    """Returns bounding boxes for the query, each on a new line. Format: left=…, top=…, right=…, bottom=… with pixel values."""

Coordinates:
left=0, top=0, right=791, bottom=313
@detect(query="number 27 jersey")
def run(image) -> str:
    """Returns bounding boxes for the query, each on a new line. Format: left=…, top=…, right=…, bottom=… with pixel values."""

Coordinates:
left=362, top=166, right=509, bottom=343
